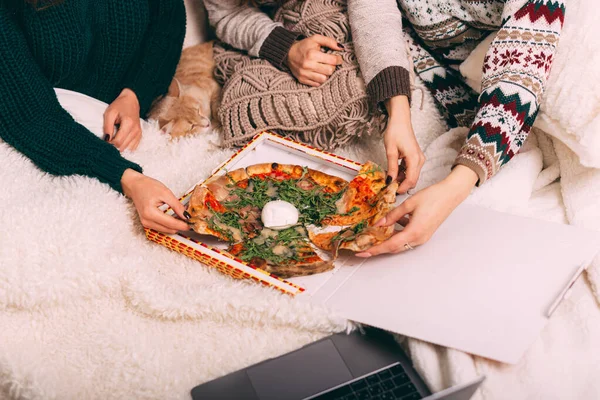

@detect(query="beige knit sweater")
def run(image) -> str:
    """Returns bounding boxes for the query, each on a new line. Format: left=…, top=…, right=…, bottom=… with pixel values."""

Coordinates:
left=204, top=0, right=302, bottom=69
left=209, top=0, right=388, bottom=149
left=204, top=0, right=412, bottom=107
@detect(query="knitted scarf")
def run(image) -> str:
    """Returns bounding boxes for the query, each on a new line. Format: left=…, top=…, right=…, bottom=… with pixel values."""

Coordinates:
left=214, top=0, right=386, bottom=150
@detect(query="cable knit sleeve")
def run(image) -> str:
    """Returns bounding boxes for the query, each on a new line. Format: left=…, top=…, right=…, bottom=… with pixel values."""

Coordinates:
left=121, top=0, right=187, bottom=116
left=348, top=0, right=412, bottom=110
left=454, top=0, right=566, bottom=184
left=204, top=0, right=301, bottom=69
left=0, top=7, right=142, bottom=193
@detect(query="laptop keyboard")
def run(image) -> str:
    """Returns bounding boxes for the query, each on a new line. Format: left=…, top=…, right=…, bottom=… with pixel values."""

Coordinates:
left=310, top=363, right=422, bottom=400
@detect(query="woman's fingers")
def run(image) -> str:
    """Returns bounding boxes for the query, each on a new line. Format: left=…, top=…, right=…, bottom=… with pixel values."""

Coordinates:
left=386, top=147, right=400, bottom=182
left=127, top=133, right=142, bottom=152
left=375, top=199, right=415, bottom=227
left=122, top=134, right=139, bottom=152
left=397, top=153, right=425, bottom=193
left=149, top=207, right=189, bottom=232
left=356, top=230, right=414, bottom=257
left=311, top=34, right=344, bottom=51
left=121, top=124, right=142, bottom=152
left=357, top=204, right=423, bottom=257
left=309, top=60, right=337, bottom=77
left=140, top=187, right=189, bottom=233
left=300, top=79, right=322, bottom=87
left=112, top=118, right=135, bottom=149
left=103, top=108, right=119, bottom=141
left=160, top=188, right=189, bottom=222
left=398, top=216, right=410, bottom=227
left=312, top=51, right=343, bottom=67
left=301, top=71, right=328, bottom=85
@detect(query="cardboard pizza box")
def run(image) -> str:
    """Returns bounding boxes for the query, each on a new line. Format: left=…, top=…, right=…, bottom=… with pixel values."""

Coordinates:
left=145, top=131, right=364, bottom=295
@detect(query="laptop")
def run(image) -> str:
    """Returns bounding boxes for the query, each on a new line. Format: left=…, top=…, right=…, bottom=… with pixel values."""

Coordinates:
left=191, top=328, right=484, bottom=400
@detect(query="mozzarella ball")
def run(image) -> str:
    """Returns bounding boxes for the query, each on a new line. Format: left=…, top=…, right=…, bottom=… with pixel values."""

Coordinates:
left=261, top=200, right=299, bottom=230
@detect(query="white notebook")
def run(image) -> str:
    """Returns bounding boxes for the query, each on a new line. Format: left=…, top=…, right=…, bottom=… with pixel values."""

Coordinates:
left=291, top=203, right=600, bottom=364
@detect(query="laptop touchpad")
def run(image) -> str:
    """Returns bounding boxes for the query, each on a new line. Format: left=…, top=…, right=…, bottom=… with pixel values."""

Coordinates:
left=247, top=339, right=353, bottom=400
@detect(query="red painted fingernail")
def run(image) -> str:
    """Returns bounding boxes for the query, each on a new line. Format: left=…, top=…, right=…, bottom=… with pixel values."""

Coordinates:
left=103, top=134, right=110, bottom=142
left=338, top=43, right=345, bottom=49
left=183, top=211, right=191, bottom=220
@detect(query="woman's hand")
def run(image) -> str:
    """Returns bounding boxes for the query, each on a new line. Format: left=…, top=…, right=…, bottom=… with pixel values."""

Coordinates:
left=121, top=169, right=189, bottom=234
left=287, top=35, right=343, bottom=87
left=103, top=88, right=143, bottom=152
left=356, top=165, right=478, bottom=257
left=384, top=96, right=425, bottom=194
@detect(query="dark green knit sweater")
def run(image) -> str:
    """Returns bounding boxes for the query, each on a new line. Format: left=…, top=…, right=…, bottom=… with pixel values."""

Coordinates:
left=0, top=0, right=186, bottom=192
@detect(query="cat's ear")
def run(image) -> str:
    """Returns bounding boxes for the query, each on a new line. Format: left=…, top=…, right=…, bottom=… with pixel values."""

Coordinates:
left=167, top=78, right=182, bottom=97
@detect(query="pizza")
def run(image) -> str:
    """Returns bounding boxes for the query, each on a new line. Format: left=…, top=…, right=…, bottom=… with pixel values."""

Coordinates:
left=186, top=161, right=398, bottom=278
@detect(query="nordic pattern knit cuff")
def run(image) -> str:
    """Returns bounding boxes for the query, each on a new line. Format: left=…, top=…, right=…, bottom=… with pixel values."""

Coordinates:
left=453, top=139, right=490, bottom=187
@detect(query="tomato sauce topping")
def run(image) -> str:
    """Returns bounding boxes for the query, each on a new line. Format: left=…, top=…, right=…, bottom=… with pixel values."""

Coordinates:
left=228, top=243, right=244, bottom=255
left=350, top=176, right=375, bottom=200
left=204, top=191, right=226, bottom=213
left=236, top=180, right=249, bottom=189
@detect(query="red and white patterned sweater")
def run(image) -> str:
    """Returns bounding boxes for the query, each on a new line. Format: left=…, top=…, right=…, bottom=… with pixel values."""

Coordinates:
left=349, top=0, right=566, bottom=184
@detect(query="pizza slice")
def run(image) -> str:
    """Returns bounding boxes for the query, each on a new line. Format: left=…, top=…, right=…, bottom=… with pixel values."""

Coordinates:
left=308, top=181, right=398, bottom=255
left=323, top=161, right=388, bottom=226
left=203, top=167, right=249, bottom=201
left=226, top=226, right=334, bottom=278
left=186, top=185, right=262, bottom=242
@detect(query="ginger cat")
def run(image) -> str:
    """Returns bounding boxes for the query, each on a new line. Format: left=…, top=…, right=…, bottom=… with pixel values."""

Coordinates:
left=150, top=41, right=221, bottom=138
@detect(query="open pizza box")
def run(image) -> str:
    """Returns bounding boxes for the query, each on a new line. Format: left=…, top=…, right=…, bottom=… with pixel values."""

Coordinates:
left=146, top=132, right=600, bottom=364
left=145, top=131, right=366, bottom=296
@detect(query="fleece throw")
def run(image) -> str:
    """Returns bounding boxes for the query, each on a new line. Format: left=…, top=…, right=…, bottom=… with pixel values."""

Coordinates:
left=0, top=80, right=448, bottom=399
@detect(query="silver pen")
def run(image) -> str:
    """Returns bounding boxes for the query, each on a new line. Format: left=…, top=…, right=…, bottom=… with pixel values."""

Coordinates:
left=546, top=264, right=588, bottom=318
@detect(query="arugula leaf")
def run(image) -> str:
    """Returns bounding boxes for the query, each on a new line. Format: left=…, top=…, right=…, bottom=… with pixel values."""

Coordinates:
left=239, top=227, right=308, bottom=265
left=207, top=216, right=233, bottom=241
left=340, top=206, right=359, bottom=216
left=215, top=211, right=242, bottom=230
left=331, top=219, right=368, bottom=245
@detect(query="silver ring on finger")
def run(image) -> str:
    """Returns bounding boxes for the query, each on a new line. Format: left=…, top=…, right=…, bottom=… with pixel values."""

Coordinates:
left=404, top=243, right=414, bottom=251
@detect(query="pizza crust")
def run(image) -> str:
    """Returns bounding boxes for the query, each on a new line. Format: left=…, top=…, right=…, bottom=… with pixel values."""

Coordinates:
left=187, top=186, right=231, bottom=241
left=307, top=169, right=347, bottom=193
left=262, top=259, right=334, bottom=279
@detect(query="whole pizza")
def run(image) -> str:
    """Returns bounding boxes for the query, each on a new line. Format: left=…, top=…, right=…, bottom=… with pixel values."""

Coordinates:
left=186, top=161, right=398, bottom=278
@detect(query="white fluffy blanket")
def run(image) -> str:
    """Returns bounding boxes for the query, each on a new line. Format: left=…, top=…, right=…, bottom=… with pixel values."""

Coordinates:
left=2, top=2, right=600, bottom=395
left=0, top=83, right=447, bottom=399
